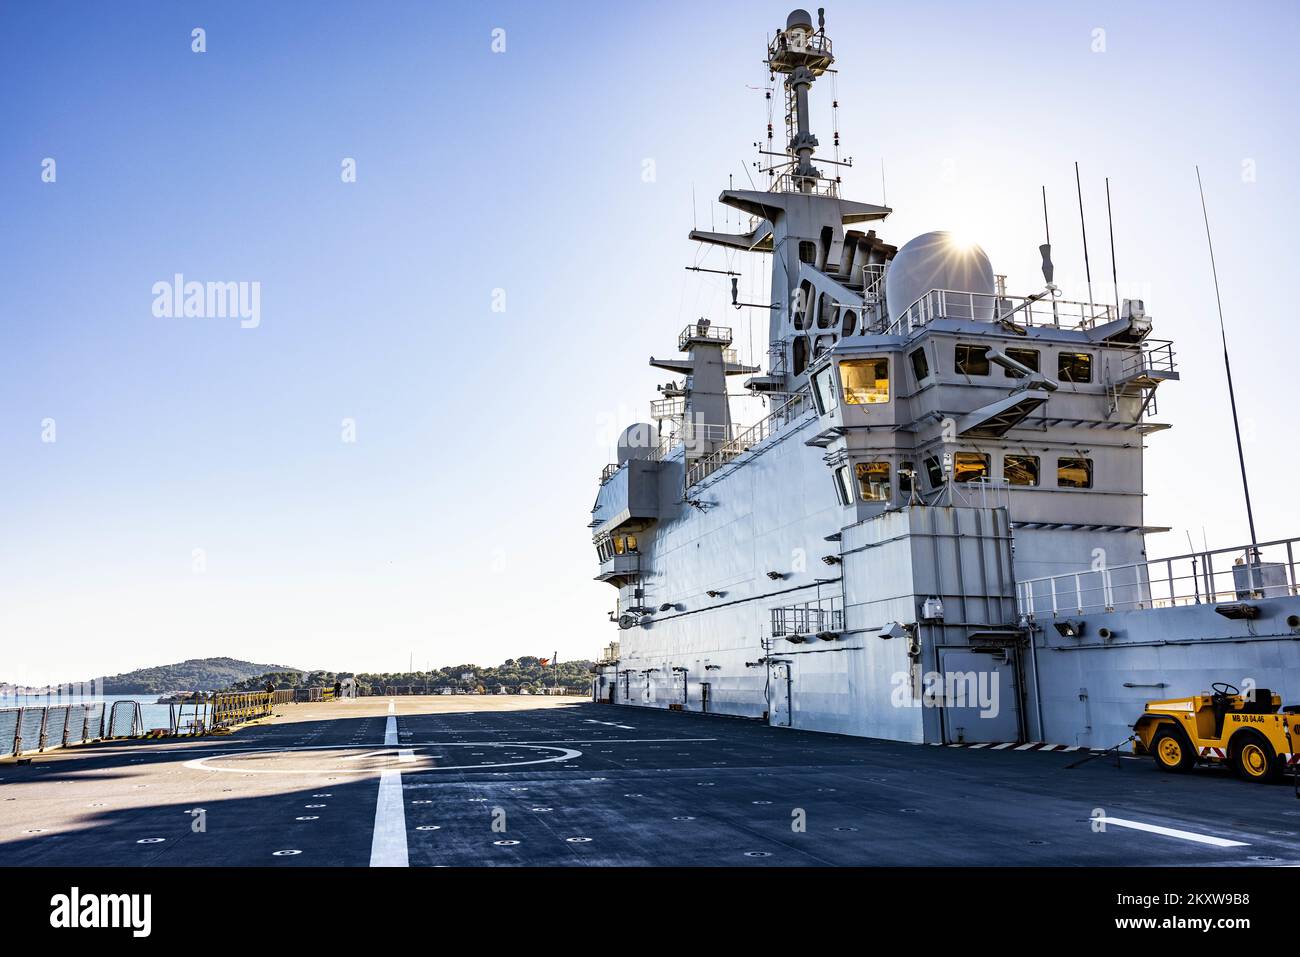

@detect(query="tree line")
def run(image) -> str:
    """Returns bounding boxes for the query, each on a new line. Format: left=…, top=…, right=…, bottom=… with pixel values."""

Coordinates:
left=228, top=656, right=595, bottom=695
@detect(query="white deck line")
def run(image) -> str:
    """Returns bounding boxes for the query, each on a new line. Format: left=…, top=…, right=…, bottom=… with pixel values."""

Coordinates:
left=370, top=711, right=409, bottom=867
left=1096, top=816, right=1249, bottom=848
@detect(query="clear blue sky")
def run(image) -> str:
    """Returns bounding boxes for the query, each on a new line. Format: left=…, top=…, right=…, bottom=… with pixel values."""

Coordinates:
left=2, top=1, right=1297, bottom=683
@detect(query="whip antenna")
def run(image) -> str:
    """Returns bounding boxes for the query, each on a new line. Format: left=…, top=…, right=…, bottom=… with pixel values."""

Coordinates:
left=1074, top=162, right=1094, bottom=312
left=1195, top=165, right=1258, bottom=552
left=1105, top=176, right=1120, bottom=319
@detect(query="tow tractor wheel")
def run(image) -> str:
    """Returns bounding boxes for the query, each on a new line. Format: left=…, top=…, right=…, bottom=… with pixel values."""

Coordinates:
left=1230, top=731, right=1281, bottom=783
left=1151, top=726, right=1194, bottom=773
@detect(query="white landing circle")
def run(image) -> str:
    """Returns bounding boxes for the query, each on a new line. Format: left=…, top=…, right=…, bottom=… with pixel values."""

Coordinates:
left=183, top=742, right=582, bottom=775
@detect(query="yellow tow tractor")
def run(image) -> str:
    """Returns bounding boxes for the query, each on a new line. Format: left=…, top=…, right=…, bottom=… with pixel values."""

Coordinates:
left=1134, top=683, right=1300, bottom=784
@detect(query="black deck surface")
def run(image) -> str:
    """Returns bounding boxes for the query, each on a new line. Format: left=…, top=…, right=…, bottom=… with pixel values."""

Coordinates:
left=2, top=696, right=1298, bottom=866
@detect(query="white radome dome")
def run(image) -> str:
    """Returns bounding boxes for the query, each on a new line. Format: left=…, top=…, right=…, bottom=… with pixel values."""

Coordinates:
left=886, top=231, right=996, bottom=323
left=617, top=422, right=660, bottom=464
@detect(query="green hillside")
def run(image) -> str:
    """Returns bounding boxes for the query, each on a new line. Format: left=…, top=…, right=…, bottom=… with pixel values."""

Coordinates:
left=230, top=656, right=594, bottom=695
left=99, top=657, right=302, bottom=694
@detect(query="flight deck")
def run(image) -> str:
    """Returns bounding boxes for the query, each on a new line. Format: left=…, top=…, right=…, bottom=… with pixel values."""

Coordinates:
left=2, top=696, right=1297, bottom=867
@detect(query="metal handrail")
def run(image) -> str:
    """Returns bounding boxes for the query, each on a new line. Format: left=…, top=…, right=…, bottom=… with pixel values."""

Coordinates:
left=1118, top=339, right=1176, bottom=378
left=771, top=169, right=839, bottom=197
left=685, top=392, right=811, bottom=489
left=650, top=398, right=685, bottom=420
left=1, top=703, right=107, bottom=756
left=768, top=31, right=832, bottom=62
left=678, top=323, right=733, bottom=351
left=772, top=603, right=845, bottom=637
left=886, top=288, right=1116, bottom=337
left=1016, top=535, right=1300, bottom=619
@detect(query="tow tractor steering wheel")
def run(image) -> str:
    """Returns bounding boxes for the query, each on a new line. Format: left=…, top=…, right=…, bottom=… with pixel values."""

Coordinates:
left=1211, top=682, right=1240, bottom=700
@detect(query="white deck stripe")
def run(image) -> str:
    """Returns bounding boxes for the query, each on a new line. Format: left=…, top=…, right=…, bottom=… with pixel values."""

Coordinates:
left=398, top=749, right=415, bottom=763
left=369, top=771, right=409, bottom=866
left=992, top=743, right=1014, bottom=750
left=1097, top=816, right=1249, bottom=848
left=1014, top=743, right=1038, bottom=750
left=370, top=710, right=409, bottom=867
left=162, top=736, right=721, bottom=757
left=387, top=699, right=395, bottom=714
left=969, top=743, right=990, bottom=749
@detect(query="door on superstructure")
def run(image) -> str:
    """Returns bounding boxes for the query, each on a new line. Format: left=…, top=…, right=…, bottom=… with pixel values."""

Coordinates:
left=672, top=670, right=687, bottom=708
left=700, top=682, right=710, bottom=713
left=937, top=648, right=1021, bottom=744
left=770, top=663, right=792, bottom=727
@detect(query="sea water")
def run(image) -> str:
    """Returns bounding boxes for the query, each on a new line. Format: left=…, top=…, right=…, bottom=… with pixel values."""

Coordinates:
left=0, top=693, right=176, bottom=731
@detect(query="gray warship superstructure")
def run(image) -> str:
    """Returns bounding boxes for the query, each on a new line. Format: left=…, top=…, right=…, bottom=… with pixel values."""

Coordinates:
left=590, top=9, right=1300, bottom=749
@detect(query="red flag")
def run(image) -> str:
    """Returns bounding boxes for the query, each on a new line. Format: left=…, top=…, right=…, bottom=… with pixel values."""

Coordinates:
left=539, top=658, right=550, bottom=666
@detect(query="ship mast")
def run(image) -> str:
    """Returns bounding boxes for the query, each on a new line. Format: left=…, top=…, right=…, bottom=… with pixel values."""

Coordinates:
left=687, top=9, right=891, bottom=394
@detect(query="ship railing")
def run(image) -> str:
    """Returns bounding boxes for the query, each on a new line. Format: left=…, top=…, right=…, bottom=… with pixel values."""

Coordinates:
left=678, top=323, right=733, bottom=351
left=645, top=431, right=679, bottom=463
left=0, top=702, right=108, bottom=757
left=600, top=462, right=620, bottom=484
left=767, top=30, right=832, bottom=63
left=771, top=602, right=845, bottom=638
left=650, top=397, right=685, bottom=421
left=208, top=691, right=278, bottom=728
left=770, top=169, right=840, bottom=197
left=1118, top=338, right=1177, bottom=379
left=886, top=289, right=1116, bottom=337
left=939, top=476, right=1013, bottom=511
left=684, top=392, right=811, bottom=489
left=1016, top=535, right=1300, bottom=619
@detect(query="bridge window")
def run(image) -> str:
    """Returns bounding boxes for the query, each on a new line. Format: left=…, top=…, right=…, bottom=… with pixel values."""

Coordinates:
left=1003, top=454, right=1040, bottom=486
left=840, top=357, right=889, bottom=404
left=608, top=535, right=639, bottom=556
left=954, top=452, right=989, bottom=483
left=899, top=461, right=915, bottom=497
left=855, top=462, right=891, bottom=502
left=1057, top=456, right=1093, bottom=488
left=1004, top=348, right=1040, bottom=377
left=909, top=347, right=930, bottom=382
left=955, top=344, right=990, bottom=376
left=799, top=241, right=817, bottom=264
left=1058, top=352, right=1093, bottom=383
left=812, top=365, right=837, bottom=414
left=835, top=465, right=854, bottom=506
left=842, top=309, right=857, bottom=335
